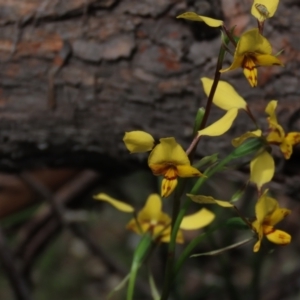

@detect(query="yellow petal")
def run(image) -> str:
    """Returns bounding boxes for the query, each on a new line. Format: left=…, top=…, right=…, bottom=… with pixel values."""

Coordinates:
left=126, top=218, right=143, bottom=234
left=220, top=55, right=244, bottom=72
left=201, top=78, right=247, bottom=110
left=265, top=229, right=291, bottom=245
left=253, top=239, right=262, bottom=252
left=176, top=165, right=203, bottom=177
left=157, top=226, right=184, bottom=244
left=138, top=194, right=163, bottom=220
left=265, top=100, right=278, bottom=123
left=180, top=208, right=215, bottom=230
left=176, top=12, right=223, bottom=27
left=280, top=140, right=293, bottom=160
left=250, top=151, right=275, bottom=189
left=175, top=230, right=185, bottom=244
left=93, top=193, right=134, bottom=213
left=236, top=28, right=272, bottom=55
left=251, top=0, right=279, bottom=20
left=265, top=208, right=291, bottom=226
left=255, top=190, right=277, bottom=224
left=197, top=108, right=238, bottom=137
left=148, top=137, right=190, bottom=166
left=280, top=132, right=300, bottom=159
left=232, top=130, right=262, bottom=147
left=161, top=177, right=178, bottom=198
left=255, top=54, right=283, bottom=66
left=187, top=194, right=234, bottom=208
left=267, top=125, right=285, bottom=144
left=243, top=57, right=258, bottom=87
left=285, top=132, right=300, bottom=147
left=123, top=131, right=155, bottom=153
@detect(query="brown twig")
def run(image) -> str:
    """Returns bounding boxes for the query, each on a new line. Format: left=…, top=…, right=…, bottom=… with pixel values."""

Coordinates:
left=0, top=226, right=32, bottom=300
left=18, top=170, right=150, bottom=295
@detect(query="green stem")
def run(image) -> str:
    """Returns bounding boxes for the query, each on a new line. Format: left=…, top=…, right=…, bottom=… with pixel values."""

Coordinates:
left=127, top=234, right=152, bottom=300
left=222, top=25, right=237, bottom=47
left=160, top=179, right=186, bottom=300
left=161, top=154, right=237, bottom=298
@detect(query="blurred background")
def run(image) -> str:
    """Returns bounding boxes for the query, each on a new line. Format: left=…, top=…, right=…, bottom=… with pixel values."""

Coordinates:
left=0, top=0, right=300, bottom=299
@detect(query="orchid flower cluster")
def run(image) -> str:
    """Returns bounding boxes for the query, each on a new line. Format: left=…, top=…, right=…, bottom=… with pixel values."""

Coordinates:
left=94, top=1, right=297, bottom=299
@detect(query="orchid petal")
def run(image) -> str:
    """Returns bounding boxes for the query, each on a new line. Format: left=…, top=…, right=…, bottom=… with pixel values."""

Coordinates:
left=255, top=54, right=283, bottom=66
left=265, top=208, right=291, bottom=226
left=94, top=193, right=134, bottom=213
left=236, top=28, right=272, bottom=55
left=232, top=130, right=262, bottom=147
left=176, top=165, right=203, bottom=177
left=148, top=137, right=189, bottom=166
left=180, top=208, right=215, bottom=230
left=265, top=229, right=291, bottom=245
left=161, top=177, right=178, bottom=198
left=251, top=0, right=279, bottom=20
left=198, top=108, right=238, bottom=137
left=123, top=131, right=155, bottom=153
left=187, top=194, right=234, bottom=208
left=265, top=100, right=278, bottom=123
left=255, top=191, right=277, bottom=224
left=138, top=194, right=163, bottom=220
left=201, top=78, right=247, bottom=110
left=176, top=12, right=223, bottom=27
left=250, top=151, right=275, bottom=189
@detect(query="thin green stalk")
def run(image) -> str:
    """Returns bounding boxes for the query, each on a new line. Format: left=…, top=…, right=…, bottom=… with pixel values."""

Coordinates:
left=222, top=25, right=237, bottom=47
left=127, top=234, right=152, bottom=300
left=160, top=179, right=186, bottom=300
left=161, top=153, right=239, bottom=297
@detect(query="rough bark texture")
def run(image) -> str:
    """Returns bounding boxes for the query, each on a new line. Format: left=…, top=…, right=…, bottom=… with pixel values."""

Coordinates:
left=0, top=0, right=299, bottom=170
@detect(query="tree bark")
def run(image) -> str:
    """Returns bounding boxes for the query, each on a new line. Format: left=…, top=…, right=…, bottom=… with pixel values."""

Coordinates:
left=0, top=0, right=299, bottom=170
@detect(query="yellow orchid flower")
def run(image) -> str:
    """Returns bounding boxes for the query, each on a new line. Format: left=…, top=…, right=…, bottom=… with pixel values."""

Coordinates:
left=252, top=190, right=291, bottom=252
left=265, top=100, right=300, bottom=159
left=220, top=28, right=283, bottom=87
left=201, top=77, right=247, bottom=111
left=148, top=138, right=203, bottom=197
left=251, top=0, right=279, bottom=22
left=94, top=193, right=215, bottom=244
left=176, top=12, right=223, bottom=27
left=123, top=131, right=155, bottom=153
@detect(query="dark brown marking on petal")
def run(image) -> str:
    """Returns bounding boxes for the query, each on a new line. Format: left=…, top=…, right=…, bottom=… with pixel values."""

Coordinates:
left=164, top=175, right=177, bottom=180
left=283, top=211, right=290, bottom=217
left=244, top=66, right=256, bottom=71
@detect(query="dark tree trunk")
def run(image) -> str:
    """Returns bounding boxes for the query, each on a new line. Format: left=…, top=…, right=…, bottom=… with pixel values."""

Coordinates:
left=0, top=0, right=299, bottom=171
